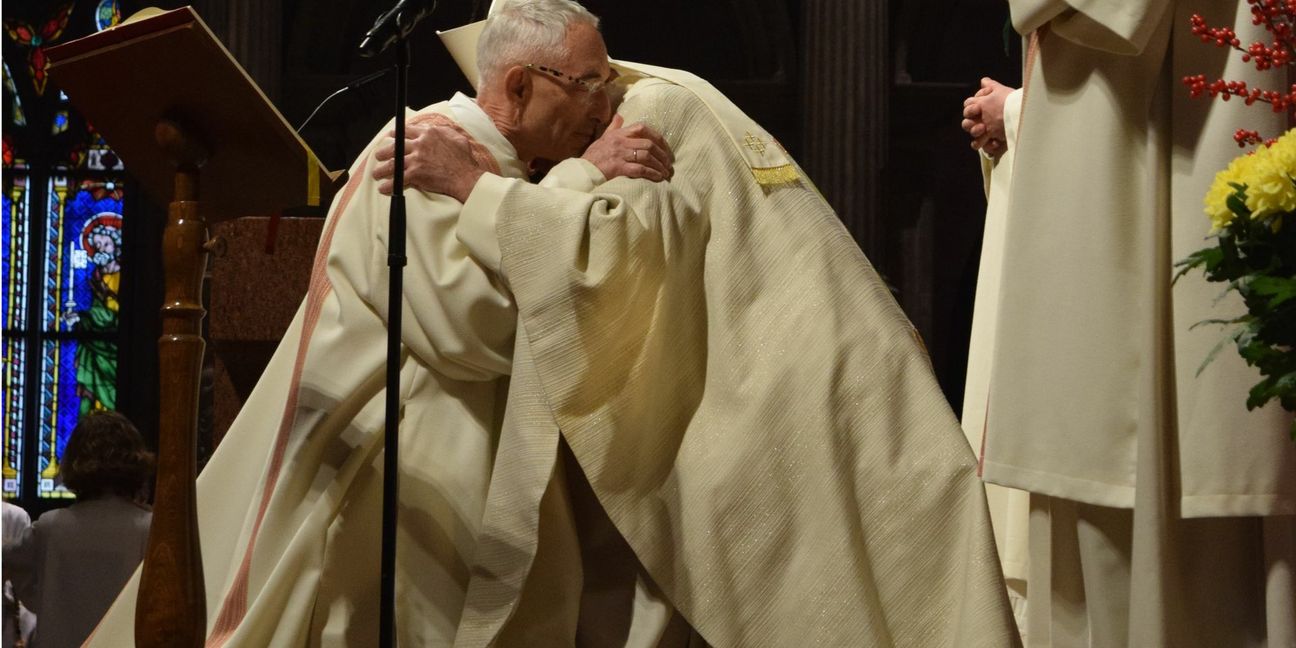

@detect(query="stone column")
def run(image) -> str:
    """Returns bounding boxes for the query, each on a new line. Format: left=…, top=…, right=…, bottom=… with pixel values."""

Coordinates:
left=801, top=0, right=889, bottom=265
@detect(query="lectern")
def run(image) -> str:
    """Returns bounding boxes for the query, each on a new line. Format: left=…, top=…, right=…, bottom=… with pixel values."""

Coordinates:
left=47, top=7, right=334, bottom=646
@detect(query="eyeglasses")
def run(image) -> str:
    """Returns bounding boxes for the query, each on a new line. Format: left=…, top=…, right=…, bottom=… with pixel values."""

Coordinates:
left=524, top=64, right=617, bottom=96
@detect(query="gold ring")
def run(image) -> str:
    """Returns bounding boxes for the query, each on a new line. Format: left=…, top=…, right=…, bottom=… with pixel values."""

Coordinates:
left=632, top=149, right=638, bottom=163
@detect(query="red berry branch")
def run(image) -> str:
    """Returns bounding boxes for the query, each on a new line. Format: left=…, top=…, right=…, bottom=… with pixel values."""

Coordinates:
left=1183, top=1, right=1296, bottom=143
left=1232, top=128, right=1279, bottom=148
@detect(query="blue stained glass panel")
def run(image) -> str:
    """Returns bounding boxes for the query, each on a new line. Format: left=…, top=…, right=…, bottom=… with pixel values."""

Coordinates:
left=3, top=337, right=25, bottom=499
left=38, top=338, right=85, bottom=499
left=2, top=173, right=30, bottom=331
left=51, top=110, right=69, bottom=135
left=43, top=177, right=123, bottom=335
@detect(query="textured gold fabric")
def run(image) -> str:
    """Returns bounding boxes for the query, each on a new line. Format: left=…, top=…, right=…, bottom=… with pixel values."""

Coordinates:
left=468, top=77, right=1020, bottom=647
left=610, top=61, right=800, bottom=188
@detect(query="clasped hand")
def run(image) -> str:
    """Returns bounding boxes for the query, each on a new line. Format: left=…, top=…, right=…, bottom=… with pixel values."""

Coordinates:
left=961, top=77, right=1013, bottom=159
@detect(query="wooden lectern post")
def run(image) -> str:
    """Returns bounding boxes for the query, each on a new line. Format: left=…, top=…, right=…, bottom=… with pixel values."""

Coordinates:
left=134, top=119, right=209, bottom=648
left=47, top=8, right=336, bottom=642
left=46, top=8, right=335, bottom=643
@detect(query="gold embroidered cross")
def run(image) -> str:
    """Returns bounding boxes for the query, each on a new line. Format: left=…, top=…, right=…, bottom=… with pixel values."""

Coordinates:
left=742, top=131, right=767, bottom=156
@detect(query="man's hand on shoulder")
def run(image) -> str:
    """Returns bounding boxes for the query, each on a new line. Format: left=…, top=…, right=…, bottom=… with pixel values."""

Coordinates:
left=372, top=121, right=486, bottom=203
left=581, top=115, right=675, bottom=183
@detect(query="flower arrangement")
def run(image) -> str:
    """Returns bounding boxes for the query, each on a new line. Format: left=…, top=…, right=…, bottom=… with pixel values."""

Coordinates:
left=1177, top=1, right=1296, bottom=438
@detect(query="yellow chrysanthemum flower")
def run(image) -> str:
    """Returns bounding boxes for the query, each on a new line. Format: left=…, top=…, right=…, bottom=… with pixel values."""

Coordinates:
left=1204, top=182, right=1237, bottom=231
left=1265, top=127, right=1296, bottom=185
left=1203, top=128, right=1296, bottom=232
left=1243, top=141, right=1296, bottom=220
left=1204, top=151, right=1252, bottom=231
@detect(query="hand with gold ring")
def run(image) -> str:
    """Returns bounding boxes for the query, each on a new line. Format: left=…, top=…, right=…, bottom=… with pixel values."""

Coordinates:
left=581, top=115, right=674, bottom=182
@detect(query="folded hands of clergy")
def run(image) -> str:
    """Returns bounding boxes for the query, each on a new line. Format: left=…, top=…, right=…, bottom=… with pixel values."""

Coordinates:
left=961, top=77, right=1014, bottom=159
left=372, top=114, right=674, bottom=202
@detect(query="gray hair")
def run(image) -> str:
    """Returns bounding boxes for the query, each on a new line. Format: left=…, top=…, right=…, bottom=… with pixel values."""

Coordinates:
left=476, top=0, right=600, bottom=87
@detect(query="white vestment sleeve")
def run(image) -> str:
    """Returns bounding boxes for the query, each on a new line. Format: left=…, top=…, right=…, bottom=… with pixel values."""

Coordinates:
left=1010, top=0, right=1071, bottom=36
left=346, top=180, right=516, bottom=381
left=458, top=176, right=509, bottom=275
left=538, top=158, right=606, bottom=192
left=1010, top=0, right=1173, bottom=55
left=458, top=158, right=608, bottom=275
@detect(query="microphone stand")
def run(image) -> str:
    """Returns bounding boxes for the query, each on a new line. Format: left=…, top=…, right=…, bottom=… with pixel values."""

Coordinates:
left=358, top=4, right=427, bottom=645
left=379, top=36, right=407, bottom=648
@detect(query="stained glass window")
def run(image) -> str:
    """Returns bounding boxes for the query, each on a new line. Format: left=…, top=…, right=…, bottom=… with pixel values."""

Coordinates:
left=2, top=167, right=30, bottom=499
left=3, top=0, right=130, bottom=504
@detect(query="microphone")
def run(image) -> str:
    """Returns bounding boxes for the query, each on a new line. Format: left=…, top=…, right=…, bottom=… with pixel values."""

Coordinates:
left=296, top=68, right=393, bottom=133
left=358, top=0, right=438, bottom=58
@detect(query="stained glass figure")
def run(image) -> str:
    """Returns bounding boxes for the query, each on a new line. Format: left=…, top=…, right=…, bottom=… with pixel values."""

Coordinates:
left=32, top=177, right=123, bottom=497
left=4, top=0, right=134, bottom=503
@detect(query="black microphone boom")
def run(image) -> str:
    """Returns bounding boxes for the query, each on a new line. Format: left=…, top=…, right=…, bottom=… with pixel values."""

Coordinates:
left=359, top=0, right=438, bottom=58
left=296, top=68, right=393, bottom=134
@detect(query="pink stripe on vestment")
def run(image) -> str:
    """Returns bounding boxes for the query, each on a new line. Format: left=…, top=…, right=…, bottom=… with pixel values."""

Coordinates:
left=205, top=155, right=369, bottom=647
left=203, top=113, right=501, bottom=645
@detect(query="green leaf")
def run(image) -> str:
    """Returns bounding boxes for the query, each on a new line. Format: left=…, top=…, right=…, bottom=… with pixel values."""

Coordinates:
left=1226, top=190, right=1252, bottom=219
left=1247, top=370, right=1296, bottom=412
left=1174, top=247, right=1224, bottom=283
left=1238, top=337, right=1279, bottom=365
left=1248, top=275, right=1296, bottom=309
left=1197, top=327, right=1244, bottom=377
left=1247, top=377, right=1278, bottom=410
left=1211, top=281, right=1241, bottom=307
left=1188, top=316, right=1247, bottom=331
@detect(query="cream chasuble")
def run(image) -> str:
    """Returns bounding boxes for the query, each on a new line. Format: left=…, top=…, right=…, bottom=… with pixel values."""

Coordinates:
left=86, top=94, right=528, bottom=647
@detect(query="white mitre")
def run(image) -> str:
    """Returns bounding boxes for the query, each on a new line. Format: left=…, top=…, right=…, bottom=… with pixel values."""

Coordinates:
left=437, top=5, right=799, bottom=187
left=437, top=18, right=488, bottom=89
